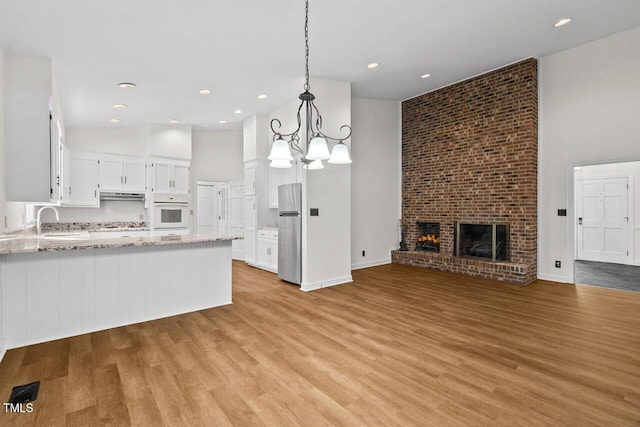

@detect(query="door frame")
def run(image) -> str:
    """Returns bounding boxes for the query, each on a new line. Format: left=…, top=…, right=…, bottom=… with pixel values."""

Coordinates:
left=574, top=174, right=631, bottom=264
left=567, top=162, right=637, bottom=284
left=195, top=179, right=226, bottom=234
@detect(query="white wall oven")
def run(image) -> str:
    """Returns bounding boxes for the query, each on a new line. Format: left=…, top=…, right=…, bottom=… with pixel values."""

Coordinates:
left=152, top=194, right=189, bottom=229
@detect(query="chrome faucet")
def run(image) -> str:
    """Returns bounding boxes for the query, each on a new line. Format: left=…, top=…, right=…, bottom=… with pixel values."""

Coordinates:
left=36, top=206, right=60, bottom=235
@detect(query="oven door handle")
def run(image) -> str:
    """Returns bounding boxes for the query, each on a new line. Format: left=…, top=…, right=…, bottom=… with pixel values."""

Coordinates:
left=154, top=202, right=189, bottom=207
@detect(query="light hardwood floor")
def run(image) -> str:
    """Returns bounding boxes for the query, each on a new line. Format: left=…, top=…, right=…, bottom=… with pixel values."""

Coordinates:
left=1, top=261, right=640, bottom=426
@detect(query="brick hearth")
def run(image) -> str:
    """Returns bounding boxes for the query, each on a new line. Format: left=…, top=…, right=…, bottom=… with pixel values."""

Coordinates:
left=394, top=58, right=538, bottom=285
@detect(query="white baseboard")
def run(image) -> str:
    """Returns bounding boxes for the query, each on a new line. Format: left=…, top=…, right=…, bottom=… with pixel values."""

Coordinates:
left=301, top=275, right=353, bottom=292
left=351, top=258, right=391, bottom=270
left=537, top=273, right=571, bottom=283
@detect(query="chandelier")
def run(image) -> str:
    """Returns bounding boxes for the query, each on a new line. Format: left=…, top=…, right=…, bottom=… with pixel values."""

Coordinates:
left=268, top=0, right=352, bottom=170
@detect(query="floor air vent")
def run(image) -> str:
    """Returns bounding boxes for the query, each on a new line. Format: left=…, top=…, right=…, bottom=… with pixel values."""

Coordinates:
left=8, top=381, right=40, bottom=404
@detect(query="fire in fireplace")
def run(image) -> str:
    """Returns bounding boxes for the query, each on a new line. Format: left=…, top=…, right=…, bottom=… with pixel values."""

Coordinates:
left=454, top=223, right=508, bottom=262
left=416, top=222, right=440, bottom=252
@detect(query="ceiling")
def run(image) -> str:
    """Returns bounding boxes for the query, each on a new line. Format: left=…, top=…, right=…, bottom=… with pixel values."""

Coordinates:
left=1, top=0, right=639, bottom=130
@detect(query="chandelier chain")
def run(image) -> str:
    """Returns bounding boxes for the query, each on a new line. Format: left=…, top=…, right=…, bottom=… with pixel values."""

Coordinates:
left=304, top=0, right=310, bottom=91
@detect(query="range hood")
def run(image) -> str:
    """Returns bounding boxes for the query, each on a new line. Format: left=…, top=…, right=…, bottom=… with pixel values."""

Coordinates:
left=99, top=192, right=146, bottom=202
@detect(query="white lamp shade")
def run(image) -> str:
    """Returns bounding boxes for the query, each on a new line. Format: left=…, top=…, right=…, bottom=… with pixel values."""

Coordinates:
left=270, top=159, right=293, bottom=168
left=268, top=138, right=294, bottom=161
left=328, top=142, right=352, bottom=164
left=303, top=159, right=324, bottom=170
left=306, top=136, right=331, bottom=160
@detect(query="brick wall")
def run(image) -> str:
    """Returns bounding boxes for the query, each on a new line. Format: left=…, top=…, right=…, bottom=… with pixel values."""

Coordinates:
left=393, top=58, right=538, bottom=285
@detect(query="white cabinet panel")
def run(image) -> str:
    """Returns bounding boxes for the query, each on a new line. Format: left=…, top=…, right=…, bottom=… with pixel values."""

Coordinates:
left=256, top=228, right=278, bottom=273
left=151, top=159, right=190, bottom=195
left=26, top=252, right=60, bottom=344
left=2, top=242, right=233, bottom=349
left=67, top=151, right=99, bottom=207
left=99, top=155, right=147, bottom=193
left=99, top=157, right=125, bottom=191
left=152, top=161, right=172, bottom=194
left=244, top=228, right=256, bottom=265
left=4, top=254, right=28, bottom=346
left=244, top=162, right=256, bottom=196
left=123, top=159, right=147, bottom=192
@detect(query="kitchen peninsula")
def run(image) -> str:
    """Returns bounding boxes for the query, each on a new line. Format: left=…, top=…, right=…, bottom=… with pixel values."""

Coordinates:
left=0, top=230, right=239, bottom=353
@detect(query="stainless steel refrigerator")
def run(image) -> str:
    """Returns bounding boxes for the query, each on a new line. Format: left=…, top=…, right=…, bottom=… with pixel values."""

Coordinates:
left=278, top=183, right=302, bottom=284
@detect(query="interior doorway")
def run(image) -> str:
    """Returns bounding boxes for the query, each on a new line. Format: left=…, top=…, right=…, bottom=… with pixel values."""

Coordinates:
left=573, top=162, right=638, bottom=291
left=195, top=180, right=245, bottom=260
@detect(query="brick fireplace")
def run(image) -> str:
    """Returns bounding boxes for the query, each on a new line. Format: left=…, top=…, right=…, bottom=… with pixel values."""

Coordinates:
left=392, top=58, right=537, bottom=285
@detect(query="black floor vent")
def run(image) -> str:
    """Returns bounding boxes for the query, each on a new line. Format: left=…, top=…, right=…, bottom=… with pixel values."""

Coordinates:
left=8, top=381, right=40, bottom=404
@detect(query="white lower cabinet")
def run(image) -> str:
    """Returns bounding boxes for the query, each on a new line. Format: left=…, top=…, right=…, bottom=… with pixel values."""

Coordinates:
left=90, top=230, right=149, bottom=239
left=149, top=229, right=189, bottom=238
left=256, top=229, right=278, bottom=273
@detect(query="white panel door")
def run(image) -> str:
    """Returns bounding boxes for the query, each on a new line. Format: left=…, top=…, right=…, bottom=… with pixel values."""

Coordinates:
left=153, top=162, right=172, bottom=193
left=99, top=157, right=124, bottom=191
left=197, top=184, right=218, bottom=234
left=172, top=163, right=190, bottom=195
left=218, top=185, right=230, bottom=234
left=577, top=177, right=629, bottom=264
left=123, top=159, right=147, bottom=192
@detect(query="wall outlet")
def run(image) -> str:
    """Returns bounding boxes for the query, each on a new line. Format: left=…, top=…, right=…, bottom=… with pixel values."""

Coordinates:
left=555, top=260, right=561, bottom=268
left=139, top=213, right=144, bottom=220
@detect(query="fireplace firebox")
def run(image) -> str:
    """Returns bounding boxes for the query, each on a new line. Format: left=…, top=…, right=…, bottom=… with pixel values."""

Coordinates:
left=454, top=223, right=508, bottom=262
left=416, top=222, right=440, bottom=252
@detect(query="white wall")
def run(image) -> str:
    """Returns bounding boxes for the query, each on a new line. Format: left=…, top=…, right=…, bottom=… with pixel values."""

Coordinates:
left=66, top=127, right=147, bottom=155
left=191, top=130, right=243, bottom=182
left=351, top=98, right=401, bottom=269
left=539, top=26, right=640, bottom=282
left=302, top=78, right=352, bottom=290
left=147, top=125, right=191, bottom=159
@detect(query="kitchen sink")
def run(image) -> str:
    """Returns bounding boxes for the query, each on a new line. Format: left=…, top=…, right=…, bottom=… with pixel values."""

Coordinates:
left=40, top=232, right=91, bottom=240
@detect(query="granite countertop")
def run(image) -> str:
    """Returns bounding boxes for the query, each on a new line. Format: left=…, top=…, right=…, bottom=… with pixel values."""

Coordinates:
left=0, top=232, right=241, bottom=255
left=40, top=221, right=149, bottom=233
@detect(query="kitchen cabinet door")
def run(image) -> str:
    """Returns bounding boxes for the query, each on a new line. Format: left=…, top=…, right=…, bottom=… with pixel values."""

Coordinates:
left=151, top=159, right=189, bottom=194
left=152, top=161, right=172, bottom=193
left=67, top=151, right=99, bottom=207
left=269, top=167, right=282, bottom=209
left=61, top=145, right=71, bottom=205
left=269, top=233, right=278, bottom=272
left=244, top=162, right=256, bottom=196
left=172, top=163, right=190, bottom=195
left=123, top=159, right=147, bottom=192
left=257, top=235, right=270, bottom=269
left=98, top=157, right=124, bottom=191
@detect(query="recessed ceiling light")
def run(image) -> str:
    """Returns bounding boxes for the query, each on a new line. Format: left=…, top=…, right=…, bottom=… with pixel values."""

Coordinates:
left=257, top=94, right=267, bottom=99
left=199, top=89, right=211, bottom=95
left=169, top=119, right=181, bottom=124
left=108, top=118, right=120, bottom=124
left=368, top=63, right=379, bottom=69
left=219, top=120, right=228, bottom=124
left=234, top=109, right=243, bottom=114
left=420, top=73, right=431, bottom=79
left=554, top=18, right=572, bottom=27
left=118, top=82, right=136, bottom=89
left=113, top=104, right=127, bottom=109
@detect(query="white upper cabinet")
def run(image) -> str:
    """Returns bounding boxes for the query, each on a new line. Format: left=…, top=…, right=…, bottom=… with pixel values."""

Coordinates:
left=244, top=161, right=257, bottom=196
left=5, top=56, right=65, bottom=203
left=150, top=159, right=190, bottom=195
left=268, top=160, right=300, bottom=208
left=98, top=154, right=147, bottom=193
left=63, top=151, right=99, bottom=207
